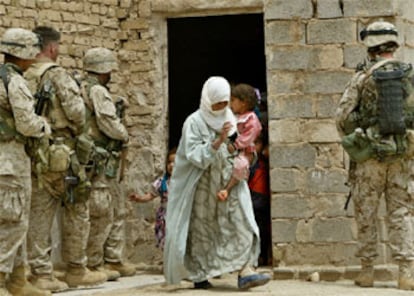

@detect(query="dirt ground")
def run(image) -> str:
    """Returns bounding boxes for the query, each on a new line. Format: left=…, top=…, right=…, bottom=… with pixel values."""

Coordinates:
left=88, top=272, right=414, bottom=296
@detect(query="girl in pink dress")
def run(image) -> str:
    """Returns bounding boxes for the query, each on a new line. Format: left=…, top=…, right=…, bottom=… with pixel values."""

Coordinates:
left=217, top=83, right=262, bottom=201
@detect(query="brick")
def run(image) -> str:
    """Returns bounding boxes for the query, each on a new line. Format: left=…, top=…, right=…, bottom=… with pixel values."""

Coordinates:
left=121, top=19, right=148, bottom=30
left=270, top=168, right=302, bottom=193
left=272, top=220, right=298, bottom=243
left=342, top=0, right=395, bottom=17
left=123, top=40, right=149, bottom=51
left=315, top=94, right=341, bottom=118
left=307, top=19, right=356, bottom=44
left=343, top=44, right=366, bottom=69
left=269, top=94, right=314, bottom=119
left=266, top=20, right=305, bottom=45
left=304, top=70, right=353, bottom=94
left=268, top=119, right=301, bottom=144
left=302, top=119, right=340, bottom=143
left=269, top=45, right=343, bottom=70
left=265, top=0, right=313, bottom=20
left=268, top=71, right=303, bottom=95
left=271, top=194, right=313, bottom=219
left=273, top=268, right=296, bottom=280
left=306, top=168, right=349, bottom=194
left=317, top=0, right=343, bottom=18
left=270, top=144, right=316, bottom=168
left=311, top=218, right=357, bottom=242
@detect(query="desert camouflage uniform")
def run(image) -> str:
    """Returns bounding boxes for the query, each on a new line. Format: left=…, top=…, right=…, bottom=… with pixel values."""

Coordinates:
left=337, top=57, right=414, bottom=264
left=0, top=63, right=49, bottom=273
left=79, top=48, right=129, bottom=271
left=24, top=58, right=90, bottom=276
left=82, top=77, right=128, bottom=265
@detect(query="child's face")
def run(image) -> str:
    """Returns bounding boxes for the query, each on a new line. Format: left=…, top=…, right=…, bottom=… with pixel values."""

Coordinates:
left=230, top=96, right=247, bottom=114
left=167, top=153, right=176, bottom=175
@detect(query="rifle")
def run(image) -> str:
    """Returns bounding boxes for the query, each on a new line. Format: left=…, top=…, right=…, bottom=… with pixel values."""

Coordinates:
left=64, top=169, right=79, bottom=204
left=34, top=80, right=52, bottom=115
left=344, top=160, right=357, bottom=210
left=115, top=97, right=127, bottom=183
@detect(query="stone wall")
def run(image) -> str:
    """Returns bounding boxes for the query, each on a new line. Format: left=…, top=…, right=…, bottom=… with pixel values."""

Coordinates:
left=266, top=0, right=414, bottom=267
left=2, top=0, right=414, bottom=268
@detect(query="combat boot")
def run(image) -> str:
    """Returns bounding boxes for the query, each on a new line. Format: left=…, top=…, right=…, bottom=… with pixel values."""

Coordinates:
left=104, top=262, right=136, bottom=277
left=30, top=274, right=69, bottom=292
left=354, top=259, right=374, bottom=287
left=398, top=260, right=414, bottom=290
left=6, top=266, right=51, bottom=296
left=64, top=265, right=107, bottom=288
left=0, top=273, right=12, bottom=296
left=89, top=265, right=121, bottom=281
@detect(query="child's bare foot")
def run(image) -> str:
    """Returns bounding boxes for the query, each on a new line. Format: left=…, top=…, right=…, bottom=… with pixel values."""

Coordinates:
left=217, top=190, right=228, bottom=201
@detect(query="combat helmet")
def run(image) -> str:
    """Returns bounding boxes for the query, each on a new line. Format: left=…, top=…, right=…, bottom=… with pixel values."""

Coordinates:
left=360, top=21, right=399, bottom=48
left=0, top=28, right=41, bottom=59
left=83, top=47, right=117, bottom=74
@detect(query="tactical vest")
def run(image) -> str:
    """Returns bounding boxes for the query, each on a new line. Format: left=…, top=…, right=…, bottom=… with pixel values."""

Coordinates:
left=80, top=76, right=111, bottom=148
left=80, top=76, right=122, bottom=178
left=24, top=62, right=76, bottom=141
left=0, top=64, right=26, bottom=143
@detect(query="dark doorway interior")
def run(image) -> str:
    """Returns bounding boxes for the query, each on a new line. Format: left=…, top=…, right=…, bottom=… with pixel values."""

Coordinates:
left=167, top=13, right=267, bottom=148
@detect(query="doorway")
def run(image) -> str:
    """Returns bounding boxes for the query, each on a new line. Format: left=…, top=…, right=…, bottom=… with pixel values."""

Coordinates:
left=167, top=13, right=272, bottom=266
left=167, top=13, right=267, bottom=148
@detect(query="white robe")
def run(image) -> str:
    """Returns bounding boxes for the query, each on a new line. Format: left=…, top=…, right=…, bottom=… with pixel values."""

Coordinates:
left=163, top=110, right=260, bottom=284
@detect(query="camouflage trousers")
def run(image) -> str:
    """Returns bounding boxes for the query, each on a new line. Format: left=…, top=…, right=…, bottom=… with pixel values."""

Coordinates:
left=0, top=175, right=31, bottom=273
left=87, top=175, right=126, bottom=267
left=27, top=172, right=90, bottom=275
left=352, top=158, right=414, bottom=261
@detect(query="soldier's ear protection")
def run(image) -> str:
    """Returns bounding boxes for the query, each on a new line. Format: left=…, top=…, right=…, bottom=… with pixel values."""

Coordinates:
left=360, top=28, right=398, bottom=41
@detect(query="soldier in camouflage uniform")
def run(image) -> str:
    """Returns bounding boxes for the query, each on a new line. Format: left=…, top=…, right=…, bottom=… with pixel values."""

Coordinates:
left=81, top=47, right=135, bottom=279
left=24, top=26, right=107, bottom=292
left=336, top=21, right=414, bottom=290
left=0, top=28, right=52, bottom=296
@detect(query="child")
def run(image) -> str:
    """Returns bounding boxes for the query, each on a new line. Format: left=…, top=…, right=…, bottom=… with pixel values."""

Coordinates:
left=248, top=131, right=271, bottom=266
left=217, top=83, right=262, bottom=201
left=129, top=147, right=176, bottom=249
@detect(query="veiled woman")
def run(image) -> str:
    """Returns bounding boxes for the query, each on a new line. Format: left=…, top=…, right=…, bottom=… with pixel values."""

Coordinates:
left=163, top=76, right=270, bottom=289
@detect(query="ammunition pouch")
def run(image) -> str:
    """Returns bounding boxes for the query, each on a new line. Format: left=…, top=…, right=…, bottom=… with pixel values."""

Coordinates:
left=76, top=133, right=95, bottom=165
left=105, top=152, right=120, bottom=178
left=341, top=130, right=374, bottom=163
left=93, top=146, right=110, bottom=176
left=48, top=138, right=72, bottom=172
left=342, top=129, right=408, bottom=163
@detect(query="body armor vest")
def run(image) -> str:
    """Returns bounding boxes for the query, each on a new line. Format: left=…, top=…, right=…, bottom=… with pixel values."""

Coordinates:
left=0, top=64, right=25, bottom=143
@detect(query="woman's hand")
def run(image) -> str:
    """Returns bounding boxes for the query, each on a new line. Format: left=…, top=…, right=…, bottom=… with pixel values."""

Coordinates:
left=212, top=121, right=233, bottom=150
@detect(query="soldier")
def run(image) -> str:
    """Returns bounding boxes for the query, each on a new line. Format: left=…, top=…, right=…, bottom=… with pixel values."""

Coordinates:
left=24, top=26, right=107, bottom=292
left=80, top=47, right=134, bottom=279
left=0, top=28, right=52, bottom=296
left=336, top=21, right=414, bottom=290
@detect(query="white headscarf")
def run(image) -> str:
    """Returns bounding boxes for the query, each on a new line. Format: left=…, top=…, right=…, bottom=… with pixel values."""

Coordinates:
left=199, top=76, right=237, bottom=136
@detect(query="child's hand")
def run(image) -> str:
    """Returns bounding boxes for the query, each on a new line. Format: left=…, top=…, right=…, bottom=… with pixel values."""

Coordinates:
left=217, top=190, right=228, bottom=201
left=227, top=143, right=236, bottom=154
left=129, top=192, right=155, bottom=203
left=128, top=193, right=139, bottom=202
